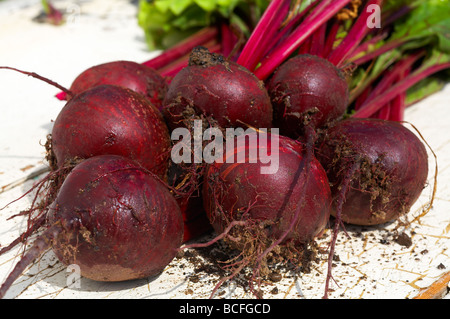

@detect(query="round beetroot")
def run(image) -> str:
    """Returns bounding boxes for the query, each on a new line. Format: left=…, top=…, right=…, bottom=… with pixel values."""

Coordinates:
left=0, top=155, right=183, bottom=297
left=47, top=155, right=183, bottom=281
left=268, top=54, right=349, bottom=138
left=203, top=132, right=331, bottom=246
left=50, top=84, right=171, bottom=179
left=162, top=47, right=273, bottom=131
left=317, top=118, right=429, bottom=225
left=67, top=60, right=167, bottom=109
left=200, top=132, right=331, bottom=296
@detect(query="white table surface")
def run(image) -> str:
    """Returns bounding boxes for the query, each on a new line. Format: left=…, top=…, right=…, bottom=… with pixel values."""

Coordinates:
left=0, top=0, right=449, bottom=299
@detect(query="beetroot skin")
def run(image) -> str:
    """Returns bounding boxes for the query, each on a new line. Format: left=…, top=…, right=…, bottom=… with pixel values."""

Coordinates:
left=203, top=133, right=331, bottom=247
left=67, top=60, right=168, bottom=109
left=49, top=84, right=171, bottom=179
left=162, top=47, right=273, bottom=130
left=268, top=54, right=349, bottom=138
left=317, top=118, right=429, bottom=225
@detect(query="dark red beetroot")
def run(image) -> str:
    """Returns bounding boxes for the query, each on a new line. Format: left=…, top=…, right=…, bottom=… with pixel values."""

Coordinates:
left=49, top=84, right=171, bottom=179
left=48, top=155, right=183, bottom=281
left=204, top=133, right=330, bottom=244
left=267, top=54, right=349, bottom=138
left=201, top=132, right=331, bottom=294
left=0, top=155, right=183, bottom=297
left=317, top=118, right=429, bottom=226
left=60, top=61, right=168, bottom=109
left=162, top=47, right=273, bottom=131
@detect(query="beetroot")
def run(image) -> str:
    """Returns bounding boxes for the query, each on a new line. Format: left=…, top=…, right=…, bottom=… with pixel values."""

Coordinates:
left=0, top=155, right=183, bottom=297
left=316, top=118, right=429, bottom=298
left=204, top=132, right=330, bottom=244
left=267, top=54, right=349, bottom=138
left=201, top=131, right=331, bottom=295
left=49, top=84, right=171, bottom=179
left=162, top=47, right=273, bottom=131
left=61, top=60, right=168, bottom=109
left=317, top=118, right=429, bottom=226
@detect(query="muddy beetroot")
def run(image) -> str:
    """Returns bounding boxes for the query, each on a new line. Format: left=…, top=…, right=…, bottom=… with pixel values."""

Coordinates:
left=317, top=118, right=429, bottom=226
left=162, top=47, right=273, bottom=131
left=48, top=155, right=183, bottom=281
left=0, top=155, right=183, bottom=297
left=201, top=131, right=331, bottom=290
left=267, top=54, right=349, bottom=138
left=204, top=133, right=330, bottom=244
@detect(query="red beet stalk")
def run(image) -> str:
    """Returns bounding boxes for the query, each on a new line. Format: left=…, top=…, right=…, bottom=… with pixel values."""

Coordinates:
left=327, top=0, right=383, bottom=68
left=253, top=0, right=351, bottom=80
left=236, top=0, right=290, bottom=71
left=142, top=27, right=219, bottom=70
left=353, top=62, right=450, bottom=118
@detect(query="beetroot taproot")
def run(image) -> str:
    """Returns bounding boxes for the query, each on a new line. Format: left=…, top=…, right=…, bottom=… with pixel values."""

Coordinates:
left=162, top=47, right=273, bottom=131
left=49, top=84, right=171, bottom=179
left=0, top=155, right=183, bottom=297
left=267, top=54, right=349, bottom=138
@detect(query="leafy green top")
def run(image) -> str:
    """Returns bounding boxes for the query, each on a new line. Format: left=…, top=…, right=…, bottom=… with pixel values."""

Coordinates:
left=137, top=0, right=269, bottom=50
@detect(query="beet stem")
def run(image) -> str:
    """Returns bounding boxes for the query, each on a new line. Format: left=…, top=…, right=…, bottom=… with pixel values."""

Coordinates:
left=360, top=51, right=425, bottom=113
left=254, top=0, right=351, bottom=80
left=220, top=23, right=235, bottom=59
left=388, top=75, right=408, bottom=122
left=236, top=0, right=290, bottom=71
left=349, top=38, right=406, bottom=66
left=158, top=41, right=222, bottom=78
left=264, top=0, right=320, bottom=60
left=328, top=0, right=383, bottom=67
left=309, top=22, right=327, bottom=57
left=345, top=32, right=388, bottom=63
left=353, top=62, right=450, bottom=118
left=141, top=27, right=219, bottom=70
left=322, top=19, right=340, bottom=59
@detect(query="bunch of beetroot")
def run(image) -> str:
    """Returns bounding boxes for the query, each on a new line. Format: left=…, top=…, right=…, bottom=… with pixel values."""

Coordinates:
left=1, top=0, right=445, bottom=299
